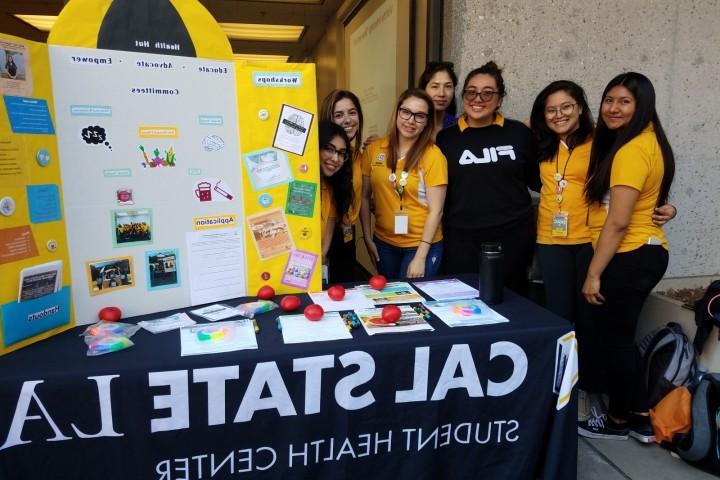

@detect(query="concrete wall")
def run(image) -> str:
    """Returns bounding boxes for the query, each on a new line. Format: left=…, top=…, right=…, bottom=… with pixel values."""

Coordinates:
left=444, top=0, right=720, bottom=278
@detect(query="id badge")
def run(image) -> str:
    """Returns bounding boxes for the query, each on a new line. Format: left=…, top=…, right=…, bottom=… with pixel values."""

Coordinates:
left=342, top=224, right=353, bottom=243
left=394, top=212, right=409, bottom=235
left=551, top=212, right=569, bottom=237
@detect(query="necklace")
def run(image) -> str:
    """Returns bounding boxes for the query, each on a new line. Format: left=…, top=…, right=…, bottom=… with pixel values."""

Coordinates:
left=553, top=142, right=574, bottom=209
left=388, top=170, right=409, bottom=210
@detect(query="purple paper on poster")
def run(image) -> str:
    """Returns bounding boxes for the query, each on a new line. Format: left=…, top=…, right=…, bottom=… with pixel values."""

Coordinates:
left=280, top=249, right=317, bottom=290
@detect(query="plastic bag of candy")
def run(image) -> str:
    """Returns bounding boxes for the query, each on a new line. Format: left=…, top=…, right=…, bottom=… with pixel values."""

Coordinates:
left=235, top=300, right=278, bottom=318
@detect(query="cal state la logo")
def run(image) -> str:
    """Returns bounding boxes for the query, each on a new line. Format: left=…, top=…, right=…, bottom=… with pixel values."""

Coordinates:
left=374, top=153, right=385, bottom=165
left=459, top=145, right=516, bottom=165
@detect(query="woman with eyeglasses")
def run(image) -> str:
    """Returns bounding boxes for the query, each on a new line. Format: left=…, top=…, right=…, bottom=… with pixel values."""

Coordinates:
left=359, top=88, right=447, bottom=279
left=577, top=72, right=675, bottom=443
left=418, top=61, right=458, bottom=136
left=318, top=121, right=354, bottom=272
left=436, top=61, right=540, bottom=293
left=319, top=90, right=365, bottom=282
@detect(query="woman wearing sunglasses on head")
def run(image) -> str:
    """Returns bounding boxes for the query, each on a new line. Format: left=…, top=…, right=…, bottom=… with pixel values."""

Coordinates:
left=577, top=72, right=675, bottom=443
left=360, top=88, right=447, bottom=279
left=418, top=61, right=459, bottom=136
left=319, top=90, right=365, bottom=282
left=436, top=61, right=540, bottom=294
left=318, top=122, right=354, bottom=275
left=529, top=80, right=676, bottom=420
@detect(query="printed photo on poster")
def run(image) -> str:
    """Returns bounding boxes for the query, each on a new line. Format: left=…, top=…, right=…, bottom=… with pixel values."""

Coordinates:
left=246, top=208, right=294, bottom=260
left=0, top=39, right=32, bottom=96
left=86, top=256, right=134, bottom=296
left=285, top=180, right=317, bottom=218
left=272, top=104, right=313, bottom=156
left=112, top=208, right=152, bottom=247
left=281, top=249, right=318, bottom=290
left=242, top=147, right=293, bottom=191
left=145, top=248, right=180, bottom=290
left=18, top=260, right=62, bottom=302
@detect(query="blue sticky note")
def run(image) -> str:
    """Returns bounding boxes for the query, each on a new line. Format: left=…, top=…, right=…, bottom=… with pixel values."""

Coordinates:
left=26, top=184, right=62, bottom=223
left=3, top=96, right=55, bottom=134
left=1, top=287, right=71, bottom=347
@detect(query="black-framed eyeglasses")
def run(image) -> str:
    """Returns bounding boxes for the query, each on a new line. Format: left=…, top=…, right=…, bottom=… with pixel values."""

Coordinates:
left=398, top=107, right=429, bottom=124
left=321, top=144, right=349, bottom=162
left=462, top=89, right=500, bottom=102
left=545, top=103, right=577, bottom=118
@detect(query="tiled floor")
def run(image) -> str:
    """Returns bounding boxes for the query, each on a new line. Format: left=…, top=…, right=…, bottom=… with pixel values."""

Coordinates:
left=577, top=429, right=717, bottom=479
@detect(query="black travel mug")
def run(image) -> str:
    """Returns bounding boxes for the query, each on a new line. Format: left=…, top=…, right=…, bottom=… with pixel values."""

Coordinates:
left=478, top=243, right=504, bottom=305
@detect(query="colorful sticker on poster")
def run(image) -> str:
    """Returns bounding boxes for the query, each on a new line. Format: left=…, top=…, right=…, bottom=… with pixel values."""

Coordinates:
left=111, top=208, right=153, bottom=247
left=0, top=39, right=32, bottom=96
left=246, top=208, right=294, bottom=260
left=272, top=104, right=313, bottom=156
left=86, top=256, right=135, bottom=296
left=281, top=249, right=318, bottom=290
left=285, top=180, right=317, bottom=218
left=242, top=147, right=293, bottom=191
left=193, top=178, right=234, bottom=202
left=3, top=96, right=54, bottom=135
left=145, top=248, right=180, bottom=291
left=193, top=213, right=237, bottom=230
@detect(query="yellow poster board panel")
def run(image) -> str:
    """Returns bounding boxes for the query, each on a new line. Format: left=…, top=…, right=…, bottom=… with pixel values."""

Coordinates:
left=0, top=34, right=75, bottom=355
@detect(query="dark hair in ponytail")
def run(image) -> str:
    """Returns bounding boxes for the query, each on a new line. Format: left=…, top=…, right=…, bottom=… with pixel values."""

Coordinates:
left=462, top=61, right=506, bottom=98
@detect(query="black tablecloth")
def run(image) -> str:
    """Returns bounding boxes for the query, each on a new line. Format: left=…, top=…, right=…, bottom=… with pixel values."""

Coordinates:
left=0, top=278, right=576, bottom=480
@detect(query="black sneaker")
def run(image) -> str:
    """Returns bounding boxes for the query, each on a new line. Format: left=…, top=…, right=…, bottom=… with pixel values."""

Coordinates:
left=628, top=413, right=656, bottom=443
left=577, top=407, right=629, bottom=440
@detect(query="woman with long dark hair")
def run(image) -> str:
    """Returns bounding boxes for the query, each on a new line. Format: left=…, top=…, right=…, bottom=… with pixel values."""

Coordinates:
left=318, top=122, right=354, bottom=272
left=437, top=61, right=540, bottom=293
left=360, top=88, right=447, bottom=279
left=319, top=91, right=365, bottom=282
left=577, top=72, right=675, bottom=443
left=418, top=61, right=459, bottom=136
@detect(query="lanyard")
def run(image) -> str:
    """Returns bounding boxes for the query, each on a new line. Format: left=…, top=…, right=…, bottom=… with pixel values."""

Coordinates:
left=389, top=171, right=408, bottom=210
left=553, top=144, right=574, bottom=211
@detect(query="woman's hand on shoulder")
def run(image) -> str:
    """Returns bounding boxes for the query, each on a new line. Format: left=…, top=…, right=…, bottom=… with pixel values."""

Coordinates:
left=652, top=203, right=677, bottom=226
left=362, top=135, right=379, bottom=151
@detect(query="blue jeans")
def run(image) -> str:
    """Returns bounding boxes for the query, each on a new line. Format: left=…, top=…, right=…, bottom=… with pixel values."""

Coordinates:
left=374, top=237, right=443, bottom=280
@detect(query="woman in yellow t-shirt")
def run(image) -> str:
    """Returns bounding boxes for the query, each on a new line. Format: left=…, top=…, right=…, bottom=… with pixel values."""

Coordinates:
left=360, top=88, right=447, bottom=279
left=319, top=90, right=365, bottom=282
left=578, top=73, right=675, bottom=444
left=318, top=122, right=354, bottom=269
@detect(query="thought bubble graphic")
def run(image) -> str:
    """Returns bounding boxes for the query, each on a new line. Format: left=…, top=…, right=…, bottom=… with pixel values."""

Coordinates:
left=81, top=125, right=112, bottom=149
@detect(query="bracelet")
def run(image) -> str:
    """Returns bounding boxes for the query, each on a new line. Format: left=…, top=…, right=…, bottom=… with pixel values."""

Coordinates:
left=420, top=240, right=431, bottom=245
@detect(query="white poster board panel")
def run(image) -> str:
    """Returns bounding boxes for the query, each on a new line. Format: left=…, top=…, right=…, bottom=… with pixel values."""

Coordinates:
left=49, top=46, right=246, bottom=323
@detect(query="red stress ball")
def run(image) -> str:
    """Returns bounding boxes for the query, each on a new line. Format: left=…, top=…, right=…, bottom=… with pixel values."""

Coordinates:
left=381, top=305, right=401, bottom=324
left=98, top=306, right=122, bottom=322
left=327, top=285, right=346, bottom=301
left=280, top=295, right=301, bottom=312
left=257, top=285, right=275, bottom=300
left=369, top=275, right=387, bottom=291
left=304, top=304, right=324, bottom=321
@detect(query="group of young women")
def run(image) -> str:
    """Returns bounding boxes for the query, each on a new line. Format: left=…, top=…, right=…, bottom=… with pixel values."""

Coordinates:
left=315, top=61, right=677, bottom=444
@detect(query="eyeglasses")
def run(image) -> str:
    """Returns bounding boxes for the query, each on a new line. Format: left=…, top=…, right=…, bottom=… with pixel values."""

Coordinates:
left=398, top=107, right=429, bottom=124
left=321, top=144, right=349, bottom=162
left=545, top=103, right=577, bottom=118
left=462, top=89, right=500, bottom=102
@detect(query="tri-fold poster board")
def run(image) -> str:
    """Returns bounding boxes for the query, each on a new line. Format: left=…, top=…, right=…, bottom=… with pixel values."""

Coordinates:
left=0, top=0, right=322, bottom=355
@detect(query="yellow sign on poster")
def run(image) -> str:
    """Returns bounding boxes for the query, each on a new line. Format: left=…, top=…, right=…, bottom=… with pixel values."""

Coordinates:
left=0, top=34, right=75, bottom=355
left=236, top=62, right=322, bottom=295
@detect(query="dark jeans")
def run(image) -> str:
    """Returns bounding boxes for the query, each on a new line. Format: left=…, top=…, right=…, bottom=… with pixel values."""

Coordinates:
left=443, top=216, right=536, bottom=295
left=586, top=245, right=669, bottom=419
left=374, top=237, right=443, bottom=280
left=537, top=243, right=601, bottom=392
left=327, top=225, right=358, bottom=283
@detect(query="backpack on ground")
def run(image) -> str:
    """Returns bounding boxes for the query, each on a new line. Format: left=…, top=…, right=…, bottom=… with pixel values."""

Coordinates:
left=674, top=373, right=720, bottom=475
left=638, top=322, right=698, bottom=407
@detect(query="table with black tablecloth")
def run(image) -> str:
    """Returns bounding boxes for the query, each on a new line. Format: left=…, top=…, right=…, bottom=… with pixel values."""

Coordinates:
left=0, top=280, right=577, bottom=480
